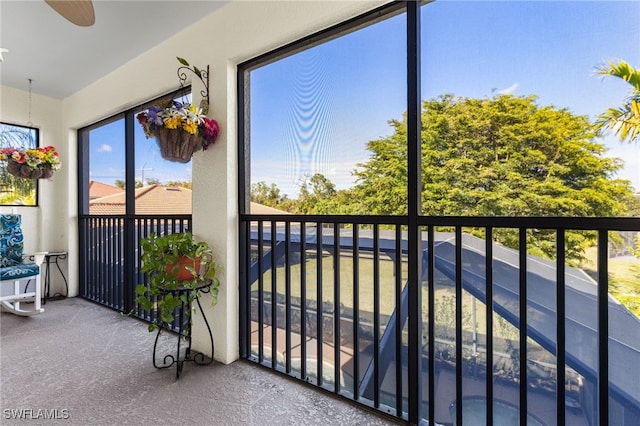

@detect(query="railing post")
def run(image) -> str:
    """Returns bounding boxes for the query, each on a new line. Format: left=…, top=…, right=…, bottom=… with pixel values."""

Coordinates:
left=239, top=219, right=249, bottom=358
left=407, top=1, right=422, bottom=423
left=455, top=227, right=463, bottom=426
left=123, top=110, right=136, bottom=313
left=598, top=230, right=609, bottom=425
left=556, top=229, right=566, bottom=425
left=519, top=227, right=528, bottom=425
left=485, top=227, right=494, bottom=426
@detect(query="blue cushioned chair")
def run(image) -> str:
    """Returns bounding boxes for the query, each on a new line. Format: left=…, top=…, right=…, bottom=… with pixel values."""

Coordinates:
left=0, top=214, right=43, bottom=316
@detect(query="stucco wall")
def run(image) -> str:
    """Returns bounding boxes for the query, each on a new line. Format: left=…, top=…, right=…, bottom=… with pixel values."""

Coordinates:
left=0, top=86, right=69, bottom=297
left=3, top=0, right=388, bottom=364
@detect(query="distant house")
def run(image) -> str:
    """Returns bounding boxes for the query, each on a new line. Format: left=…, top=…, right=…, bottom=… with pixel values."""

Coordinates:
left=250, top=202, right=290, bottom=215
left=88, top=180, right=124, bottom=200
left=88, top=183, right=285, bottom=216
left=89, top=184, right=192, bottom=215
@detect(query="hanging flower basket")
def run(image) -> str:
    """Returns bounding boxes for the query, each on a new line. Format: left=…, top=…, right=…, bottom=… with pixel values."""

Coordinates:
left=0, top=146, right=60, bottom=179
left=152, top=127, right=204, bottom=163
left=7, top=160, right=54, bottom=179
left=137, top=57, right=220, bottom=163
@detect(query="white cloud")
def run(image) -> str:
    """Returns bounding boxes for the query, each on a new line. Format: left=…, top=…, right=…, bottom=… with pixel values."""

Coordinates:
left=497, top=82, right=519, bottom=95
left=97, top=144, right=112, bottom=153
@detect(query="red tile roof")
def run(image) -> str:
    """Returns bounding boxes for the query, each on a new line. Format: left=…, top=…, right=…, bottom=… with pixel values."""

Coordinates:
left=88, top=180, right=124, bottom=199
left=88, top=183, right=289, bottom=215
left=249, top=202, right=290, bottom=215
left=89, top=184, right=192, bottom=215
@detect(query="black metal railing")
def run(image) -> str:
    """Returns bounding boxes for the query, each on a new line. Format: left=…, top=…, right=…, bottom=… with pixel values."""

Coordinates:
left=79, top=214, right=192, bottom=323
left=239, top=214, right=640, bottom=425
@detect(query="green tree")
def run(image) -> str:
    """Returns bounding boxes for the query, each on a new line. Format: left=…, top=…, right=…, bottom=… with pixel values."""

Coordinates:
left=166, top=180, right=192, bottom=189
left=1, top=125, right=36, bottom=204
left=308, top=173, right=337, bottom=198
left=353, top=94, right=634, bottom=262
left=251, top=181, right=287, bottom=208
left=596, top=60, right=640, bottom=144
left=628, top=194, right=640, bottom=217
left=352, top=121, right=408, bottom=215
left=115, top=179, right=143, bottom=188
left=294, top=173, right=362, bottom=215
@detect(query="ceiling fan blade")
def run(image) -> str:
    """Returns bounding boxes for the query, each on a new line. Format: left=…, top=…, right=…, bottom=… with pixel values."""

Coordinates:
left=45, top=0, right=95, bottom=27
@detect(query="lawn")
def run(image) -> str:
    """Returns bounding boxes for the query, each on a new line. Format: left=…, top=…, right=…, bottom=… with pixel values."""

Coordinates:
left=580, top=247, right=640, bottom=317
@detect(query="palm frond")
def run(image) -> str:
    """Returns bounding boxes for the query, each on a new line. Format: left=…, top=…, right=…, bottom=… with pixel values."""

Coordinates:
left=597, top=106, right=640, bottom=143
left=597, top=60, right=640, bottom=90
left=596, top=60, right=640, bottom=143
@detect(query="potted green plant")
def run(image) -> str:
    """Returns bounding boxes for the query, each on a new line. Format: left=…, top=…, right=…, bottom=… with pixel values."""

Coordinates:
left=135, top=231, right=220, bottom=331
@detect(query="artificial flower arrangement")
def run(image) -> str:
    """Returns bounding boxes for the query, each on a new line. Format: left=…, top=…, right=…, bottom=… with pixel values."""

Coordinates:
left=136, top=57, right=219, bottom=163
left=0, top=146, right=61, bottom=179
left=137, top=100, right=219, bottom=150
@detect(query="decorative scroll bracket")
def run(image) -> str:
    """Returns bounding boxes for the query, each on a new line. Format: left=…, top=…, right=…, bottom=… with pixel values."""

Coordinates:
left=176, top=57, right=210, bottom=115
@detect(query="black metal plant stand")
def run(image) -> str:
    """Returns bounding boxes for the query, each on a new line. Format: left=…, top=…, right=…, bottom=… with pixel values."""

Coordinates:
left=43, top=252, right=68, bottom=303
left=152, top=281, right=215, bottom=379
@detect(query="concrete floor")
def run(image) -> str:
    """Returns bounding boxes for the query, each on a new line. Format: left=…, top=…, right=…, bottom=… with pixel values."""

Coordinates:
left=0, top=297, right=400, bottom=425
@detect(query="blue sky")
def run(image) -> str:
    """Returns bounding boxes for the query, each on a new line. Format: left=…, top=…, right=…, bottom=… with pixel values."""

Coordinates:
left=251, top=0, right=640, bottom=197
left=89, top=1, right=640, bottom=196
left=89, top=114, right=193, bottom=186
